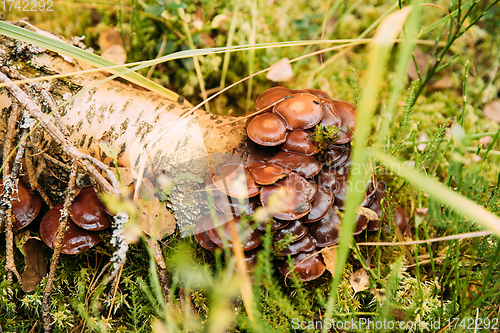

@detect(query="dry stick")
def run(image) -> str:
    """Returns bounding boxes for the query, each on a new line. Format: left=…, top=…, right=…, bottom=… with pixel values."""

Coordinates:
left=42, top=163, right=79, bottom=333
left=0, top=71, right=119, bottom=195
left=1, top=102, right=22, bottom=283
left=25, top=147, right=53, bottom=207
left=146, top=236, right=170, bottom=302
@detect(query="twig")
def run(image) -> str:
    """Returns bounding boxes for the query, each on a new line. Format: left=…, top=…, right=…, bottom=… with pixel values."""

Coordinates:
left=146, top=236, right=170, bottom=302
left=42, top=163, right=79, bottom=332
left=1, top=102, right=22, bottom=283
left=0, top=71, right=119, bottom=195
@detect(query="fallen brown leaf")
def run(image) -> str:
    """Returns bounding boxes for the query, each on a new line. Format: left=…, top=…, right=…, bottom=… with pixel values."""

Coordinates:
left=266, top=58, right=293, bottom=82
left=139, top=199, right=176, bottom=240
left=321, top=246, right=338, bottom=274
left=349, top=268, right=370, bottom=293
left=484, top=100, right=500, bottom=123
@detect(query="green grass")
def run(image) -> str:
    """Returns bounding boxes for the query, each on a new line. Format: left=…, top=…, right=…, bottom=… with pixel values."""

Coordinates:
left=2, top=0, right=500, bottom=332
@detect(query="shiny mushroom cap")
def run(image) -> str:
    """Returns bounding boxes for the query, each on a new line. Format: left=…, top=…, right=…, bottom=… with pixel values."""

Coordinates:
left=255, top=86, right=293, bottom=111
left=70, top=188, right=111, bottom=231
left=194, top=215, right=219, bottom=251
left=40, top=204, right=100, bottom=254
left=268, top=151, right=321, bottom=179
left=205, top=214, right=262, bottom=251
left=213, top=164, right=261, bottom=199
left=332, top=100, right=358, bottom=144
left=278, top=233, right=317, bottom=257
left=302, top=188, right=335, bottom=223
left=273, top=93, right=323, bottom=130
left=1, top=179, right=42, bottom=231
left=307, top=207, right=341, bottom=247
left=247, top=161, right=291, bottom=185
left=282, top=129, right=319, bottom=156
left=319, top=99, right=342, bottom=129
left=213, top=195, right=259, bottom=217
left=260, top=173, right=312, bottom=220
left=247, top=113, right=288, bottom=146
left=276, top=251, right=326, bottom=281
left=272, top=219, right=308, bottom=243
left=306, top=89, right=332, bottom=100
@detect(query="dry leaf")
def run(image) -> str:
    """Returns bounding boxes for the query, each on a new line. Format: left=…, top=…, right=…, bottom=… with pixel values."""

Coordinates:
left=266, top=58, right=293, bottom=82
left=427, top=76, right=454, bottom=92
left=139, top=199, right=176, bottom=240
left=102, top=44, right=127, bottom=65
left=479, top=136, right=493, bottom=148
left=484, top=100, right=500, bottom=123
left=321, top=246, right=337, bottom=274
left=22, top=237, right=48, bottom=292
left=117, top=167, right=134, bottom=186
left=98, top=27, right=124, bottom=51
left=356, top=206, right=379, bottom=221
left=349, top=268, right=370, bottom=293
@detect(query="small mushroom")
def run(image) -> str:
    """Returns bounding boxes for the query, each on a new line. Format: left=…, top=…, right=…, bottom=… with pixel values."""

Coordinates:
left=247, top=161, right=291, bottom=185
left=332, top=100, right=358, bottom=144
left=302, top=188, right=335, bottom=223
left=260, top=173, right=312, bottom=220
left=268, top=151, right=321, bottom=178
left=247, top=113, right=288, bottom=146
left=70, top=188, right=111, bottom=231
left=278, top=233, right=316, bottom=257
left=272, top=219, right=308, bottom=243
left=205, top=214, right=262, bottom=251
left=40, top=204, right=100, bottom=255
left=213, top=164, right=261, bottom=199
left=213, top=195, right=259, bottom=217
left=257, top=218, right=290, bottom=231
left=306, top=89, right=332, bottom=100
left=307, top=207, right=341, bottom=247
left=204, top=173, right=223, bottom=197
left=319, top=99, right=342, bottom=129
left=353, top=214, right=368, bottom=235
left=307, top=179, right=318, bottom=201
left=194, top=215, right=218, bottom=251
left=0, top=179, right=42, bottom=231
left=255, top=86, right=293, bottom=111
left=276, top=251, right=326, bottom=281
left=273, top=93, right=323, bottom=130
left=281, top=130, right=319, bottom=156
left=325, top=144, right=351, bottom=167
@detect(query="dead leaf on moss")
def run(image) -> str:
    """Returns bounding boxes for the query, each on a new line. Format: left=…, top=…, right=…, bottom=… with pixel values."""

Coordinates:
left=426, top=76, right=454, bottom=92
left=321, top=246, right=337, bottom=274
left=22, top=237, right=48, bottom=292
left=266, top=58, right=293, bottom=82
left=349, top=268, right=370, bottom=293
left=484, top=100, right=500, bottom=123
left=407, top=47, right=432, bottom=80
left=140, top=199, right=176, bottom=240
left=356, top=207, right=379, bottom=221
left=98, top=27, right=124, bottom=51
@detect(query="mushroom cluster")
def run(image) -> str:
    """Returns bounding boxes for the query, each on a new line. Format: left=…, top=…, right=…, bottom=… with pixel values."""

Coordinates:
left=40, top=188, right=110, bottom=254
left=194, top=86, right=409, bottom=281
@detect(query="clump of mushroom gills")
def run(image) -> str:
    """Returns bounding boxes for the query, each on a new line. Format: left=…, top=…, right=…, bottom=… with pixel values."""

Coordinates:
left=39, top=187, right=110, bottom=254
left=194, top=86, right=410, bottom=282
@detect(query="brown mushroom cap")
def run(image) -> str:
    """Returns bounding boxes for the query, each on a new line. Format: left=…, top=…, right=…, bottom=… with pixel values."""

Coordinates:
left=332, top=100, right=358, bottom=144
left=204, top=173, right=223, bottom=197
left=260, top=173, right=312, bottom=220
left=239, top=247, right=260, bottom=272
left=319, top=99, right=342, bottom=129
left=255, top=86, right=293, bottom=111
left=0, top=179, right=42, bottom=231
left=273, top=93, right=323, bottom=130
left=324, top=144, right=350, bottom=167
left=213, top=195, right=259, bottom=217
left=247, top=161, right=291, bottom=185
left=353, top=214, right=369, bottom=235
left=257, top=218, right=290, bottom=231
left=272, top=219, right=308, bottom=243
left=395, top=206, right=411, bottom=237
left=40, top=204, right=100, bottom=254
left=247, top=113, right=288, bottom=146
left=307, top=179, right=318, bottom=202
left=282, top=130, right=319, bottom=156
left=205, top=214, right=262, bottom=251
left=367, top=198, right=384, bottom=232
left=279, top=233, right=317, bottom=257
left=276, top=251, right=326, bottom=281
left=306, top=89, right=332, bottom=100
left=302, top=188, right=335, bottom=223
left=268, top=151, right=321, bottom=178
left=307, top=207, right=341, bottom=247
left=213, top=164, right=261, bottom=198
left=70, top=188, right=111, bottom=231
left=194, top=215, right=218, bottom=251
